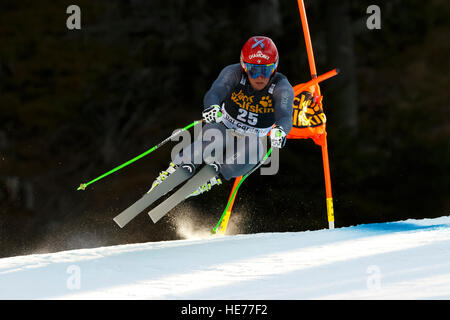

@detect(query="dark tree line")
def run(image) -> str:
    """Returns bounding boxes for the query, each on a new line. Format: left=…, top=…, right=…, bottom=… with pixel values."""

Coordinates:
left=0, top=0, right=448, bottom=257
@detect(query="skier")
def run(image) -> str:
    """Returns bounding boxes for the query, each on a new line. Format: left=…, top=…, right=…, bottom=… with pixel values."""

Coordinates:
left=149, top=36, right=294, bottom=197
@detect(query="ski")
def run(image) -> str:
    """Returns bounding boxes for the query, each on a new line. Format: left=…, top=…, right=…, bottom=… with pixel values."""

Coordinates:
left=113, top=165, right=194, bottom=228
left=148, top=164, right=219, bottom=223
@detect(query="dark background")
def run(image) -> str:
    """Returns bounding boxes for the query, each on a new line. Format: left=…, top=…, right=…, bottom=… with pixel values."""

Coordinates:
left=1, top=0, right=448, bottom=258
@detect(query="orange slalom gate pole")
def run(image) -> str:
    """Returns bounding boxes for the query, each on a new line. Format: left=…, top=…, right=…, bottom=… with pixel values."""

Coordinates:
left=294, top=68, right=339, bottom=94
left=218, top=67, right=338, bottom=233
left=298, top=0, right=318, bottom=79
left=297, top=0, right=335, bottom=228
left=321, top=136, right=335, bottom=228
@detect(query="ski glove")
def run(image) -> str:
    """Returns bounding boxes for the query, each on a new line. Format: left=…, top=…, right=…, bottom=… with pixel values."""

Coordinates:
left=270, top=125, right=287, bottom=149
left=202, top=105, right=223, bottom=123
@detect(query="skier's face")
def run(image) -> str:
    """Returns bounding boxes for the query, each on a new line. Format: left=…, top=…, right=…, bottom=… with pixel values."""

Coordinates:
left=248, top=74, right=270, bottom=91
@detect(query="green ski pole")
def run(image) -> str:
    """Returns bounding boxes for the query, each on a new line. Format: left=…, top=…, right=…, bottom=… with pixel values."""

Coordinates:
left=77, top=120, right=203, bottom=191
left=211, top=147, right=272, bottom=234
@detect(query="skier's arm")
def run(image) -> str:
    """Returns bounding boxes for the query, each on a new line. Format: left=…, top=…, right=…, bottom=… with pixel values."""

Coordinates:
left=203, top=64, right=241, bottom=110
left=273, top=78, right=294, bottom=134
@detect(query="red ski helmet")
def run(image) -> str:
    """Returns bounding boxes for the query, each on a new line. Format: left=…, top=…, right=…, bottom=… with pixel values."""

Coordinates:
left=240, top=36, right=279, bottom=78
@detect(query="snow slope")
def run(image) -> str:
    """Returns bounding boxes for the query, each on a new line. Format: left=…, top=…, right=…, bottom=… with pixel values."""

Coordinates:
left=1, top=216, right=450, bottom=300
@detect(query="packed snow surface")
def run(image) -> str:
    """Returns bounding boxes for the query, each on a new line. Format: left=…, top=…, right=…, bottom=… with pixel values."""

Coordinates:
left=1, top=216, right=450, bottom=299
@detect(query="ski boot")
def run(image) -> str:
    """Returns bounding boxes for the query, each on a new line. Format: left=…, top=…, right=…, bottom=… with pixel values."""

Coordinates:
left=186, top=175, right=222, bottom=198
left=147, top=162, right=177, bottom=194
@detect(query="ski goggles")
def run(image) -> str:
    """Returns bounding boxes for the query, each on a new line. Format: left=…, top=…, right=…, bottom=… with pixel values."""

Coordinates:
left=244, top=62, right=277, bottom=79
